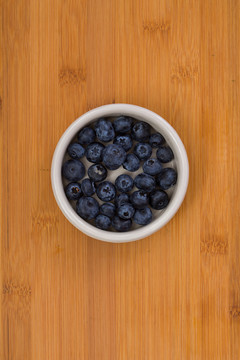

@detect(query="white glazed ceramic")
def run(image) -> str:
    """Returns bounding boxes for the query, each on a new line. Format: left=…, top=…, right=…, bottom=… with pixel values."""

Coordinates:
left=51, top=104, right=189, bottom=243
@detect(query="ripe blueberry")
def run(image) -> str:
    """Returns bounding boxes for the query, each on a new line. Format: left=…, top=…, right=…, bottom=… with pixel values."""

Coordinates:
left=156, top=168, right=177, bottom=190
left=88, top=164, right=107, bottom=182
left=96, top=181, right=116, bottom=202
left=62, top=159, right=85, bottom=181
left=113, top=135, right=133, bottom=151
left=115, top=174, right=134, bottom=193
left=142, top=158, right=162, bottom=176
left=95, top=214, right=111, bottom=230
left=102, top=144, right=126, bottom=170
left=134, top=143, right=152, bottom=160
left=67, top=143, right=85, bottom=159
left=133, top=207, right=152, bottom=225
left=78, top=127, right=95, bottom=145
left=149, top=133, right=165, bottom=148
left=112, top=216, right=132, bottom=232
left=149, top=190, right=169, bottom=210
left=131, top=121, right=150, bottom=142
left=130, top=190, right=149, bottom=209
left=65, top=182, right=82, bottom=200
left=123, top=154, right=140, bottom=172
left=100, top=203, right=116, bottom=218
left=76, top=196, right=99, bottom=220
left=81, top=178, right=96, bottom=196
left=134, top=173, right=156, bottom=192
left=117, top=203, right=135, bottom=220
left=95, top=118, right=115, bottom=142
left=86, top=142, right=105, bottom=163
left=113, top=116, right=133, bottom=134
left=156, top=146, right=174, bottom=163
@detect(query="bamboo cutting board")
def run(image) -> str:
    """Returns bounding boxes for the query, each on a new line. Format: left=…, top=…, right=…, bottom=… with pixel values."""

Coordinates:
left=1, top=0, right=240, bottom=359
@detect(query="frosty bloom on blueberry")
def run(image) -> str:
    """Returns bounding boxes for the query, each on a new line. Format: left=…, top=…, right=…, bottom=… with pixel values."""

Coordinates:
left=78, top=127, right=95, bottom=145
left=131, top=121, right=151, bottom=142
left=102, top=144, right=126, bottom=170
left=96, top=181, right=116, bottom=202
left=143, top=158, right=162, bottom=176
left=134, top=173, right=156, bottom=192
left=81, top=178, right=96, bottom=196
left=76, top=196, right=99, bottom=220
left=88, top=164, right=107, bottom=182
left=134, top=143, right=152, bottom=160
left=149, top=132, right=165, bottom=148
left=117, top=203, right=135, bottom=220
left=112, top=216, right=132, bottom=232
left=100, top=203, right=116, bottom=218
left=95, top=214, right=111, bottom=230
left=156, top=146, right=174, bottom=163
left=86, top=142, right=105, bottom=163
left=62, top=115, right=178, bottom=232
left=115, top=174, right=134, bottom=193
left=62, top=159, right=85, bottom=181
left=123, top=153, right=140, bottom=172
left=133, top=207, right=152, bottom=225
left=65, top=182, right=82, bottom=200
left=113, top=116, right=133, bottom=134
left=113, top=135, right=133, bottom=151
left=115, top=193, right=130, bottom=208
left=95, top=118, right=115, bottom=142
left=156, top=168, right=177, bottom=190
left=67, top=143, right=85, bottom=159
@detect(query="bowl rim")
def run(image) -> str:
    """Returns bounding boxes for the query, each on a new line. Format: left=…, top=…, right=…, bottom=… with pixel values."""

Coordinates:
left=51, top=103, right=189, bottom=243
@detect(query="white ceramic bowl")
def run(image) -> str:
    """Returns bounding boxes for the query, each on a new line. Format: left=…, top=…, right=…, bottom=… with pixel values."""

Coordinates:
left=51, top=104, right=189, bottom=243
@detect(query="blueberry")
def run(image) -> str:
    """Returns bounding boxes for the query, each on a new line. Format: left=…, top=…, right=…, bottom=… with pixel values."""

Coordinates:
left=115, top=193, right=130, bottom=208
left=86, top=142, right=105, bottom=163
left=62, top=159, right=85, bottom=181
left=65, top=182, right=82, bottom=200
left=95, top=214, right=111, bottom=230
left=134, top=143, right=152, bottom=160
left=156, top=146, right=174, bottom=163
left=88, top=164, right=107, bottom=182
left=131, top=121, right=150, bottom=142
left=102, top=144, right=126, bottom=170
left=113, top=116, right=133, bottom=134
left=113, top=135, right=133, bottom=151
left=95, top=118, right=115, bottom=142
left=149, top=133, right=165, bottom=148
left=78, top=127, right=95, bottom=145
left=123, top=153, right=140, bottom=172
left=96, top=181, right=116, bottom=202
left=67, top=143, right=85, bottom=159
left=156, top=168, right=177, bottom=190
left=134, top=173, right=156, bottom=192
left=117, top=203, right=135, bottom=220
left=112, top=216, right=132, bottom=232
left=81, top=178, right=95, bottom=196
left=100, top=203, right=116, bottom=218
left=133, top=207, right=152, bottom=225
left=149, top=190, right=169, bottom=210
left=143, top=158, right=162, bottom=176
left=115, top=174, right=134, bottom=193
left=130, top=190, right=149, bottom=209
left=76, top=196, right=99, bottom=220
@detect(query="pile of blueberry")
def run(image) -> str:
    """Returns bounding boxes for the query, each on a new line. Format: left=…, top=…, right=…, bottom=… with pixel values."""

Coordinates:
left=62, top=116, right=177, bottom=232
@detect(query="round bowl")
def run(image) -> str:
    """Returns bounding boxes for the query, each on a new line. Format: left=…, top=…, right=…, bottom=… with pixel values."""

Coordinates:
left=51, top=104, right=189, bottom=243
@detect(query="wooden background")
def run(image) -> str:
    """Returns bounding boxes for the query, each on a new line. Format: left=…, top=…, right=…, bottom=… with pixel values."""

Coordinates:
left=1, top=0, right=240, bottom=359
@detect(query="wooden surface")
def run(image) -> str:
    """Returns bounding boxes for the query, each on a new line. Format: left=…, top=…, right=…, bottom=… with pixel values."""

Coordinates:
left=1, top=0, right=240, bottom=359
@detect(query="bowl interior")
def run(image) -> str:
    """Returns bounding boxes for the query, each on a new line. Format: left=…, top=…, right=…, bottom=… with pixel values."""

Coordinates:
left=51, top=104, right=189, bottom=242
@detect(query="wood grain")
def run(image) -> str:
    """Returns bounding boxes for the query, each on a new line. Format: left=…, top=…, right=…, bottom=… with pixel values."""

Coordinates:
left=1, top=0, right=240, bottom=359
